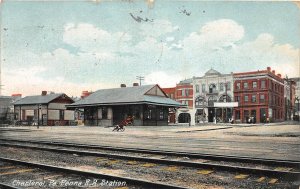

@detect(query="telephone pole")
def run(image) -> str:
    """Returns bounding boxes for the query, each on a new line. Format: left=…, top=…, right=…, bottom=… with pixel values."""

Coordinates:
left=136, top=76, right=144, bottom=86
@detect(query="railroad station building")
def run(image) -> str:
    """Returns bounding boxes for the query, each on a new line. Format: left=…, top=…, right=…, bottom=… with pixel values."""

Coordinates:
left=66, top=84, right=183, bottom=126
left=233, top=67, right=285, bottom=123
left=14, top=91, right=75, bottom=126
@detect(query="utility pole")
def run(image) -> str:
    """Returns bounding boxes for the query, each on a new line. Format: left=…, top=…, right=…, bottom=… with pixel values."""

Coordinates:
left=136, top=76, right=144, bottom=86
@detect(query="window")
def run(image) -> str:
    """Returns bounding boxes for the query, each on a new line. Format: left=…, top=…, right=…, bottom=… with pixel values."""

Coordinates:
left=251, top=95, right=256, bottom=103
left=181, top=100, right=188, bottom=105
left=243, top=82, right=248, bottom=89
left=236, top=82, right=241, bottom=90
left=261, top=80, right=266, bottom=89
left=202, top=84, right=206, bottom=92
left=195, top=96, right=205, bottom=107
left=244, top=95, right=249, bottom=102
left=195, top=85, right=199, bottom=93
left=252, top=81, right=257, bottom=88
left=181, top=89, right=185, bottom=96
left=159, top=110, right=164, bottom=120
left=226, top=82, right=231, bottom=90
left=209, top=84, right=217, bottom=93
left=219, top=95, right=231, bottom=102
left=145, top=109, right=152, bottom=119
left=185, top=89, right=189, bottom=96
left=102, top=107, right=108, bottom=119
left=260, top=94, right=265, bottom=103
left=60, top=110, right=64, bottom=120
left=219, top=83, right=224, bottom=91
left=208, top=96, right=217, bottom=107
left=235, top=96, right=240, bottom=102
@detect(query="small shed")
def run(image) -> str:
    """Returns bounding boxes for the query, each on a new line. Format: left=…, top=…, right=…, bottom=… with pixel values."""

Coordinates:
left=14, top=92, right=75, bottom=126
left=66, top=84, right=182, bottom=126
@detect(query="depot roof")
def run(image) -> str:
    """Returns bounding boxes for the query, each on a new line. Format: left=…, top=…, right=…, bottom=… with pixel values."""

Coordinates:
left=67, top=84, right=183, bottom=108
left=14, top=93, right=72, bottom=105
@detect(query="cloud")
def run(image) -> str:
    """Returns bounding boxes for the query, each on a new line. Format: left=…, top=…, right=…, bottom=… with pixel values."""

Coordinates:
left=183, top=19, right=245, bottom=53
left=145, top=71, right=182, bottom=88
left=166, top=36, right=175, bottom=42
left=232, top=33, right=299, bottom=77
left=63, top=23, right=131, bottom=53
left=178, top=19, right=299, bottom=78
left=3, top=19, right=299, bottom=97
left=139, top=19, right=177, bottom=38
left=199, top=19, right=244, bottom=47
left=170, top=42, right=183, bottom=50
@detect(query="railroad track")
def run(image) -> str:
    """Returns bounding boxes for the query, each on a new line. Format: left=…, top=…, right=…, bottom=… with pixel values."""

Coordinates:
left=0, top=139, right=299, bottom=183
left=0, top=157, right=188, bottom=189
left=0, top=138, right=299, bottom=167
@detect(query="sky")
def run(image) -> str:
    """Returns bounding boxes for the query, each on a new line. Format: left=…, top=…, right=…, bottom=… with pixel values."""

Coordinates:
left=0, top=0, right=299, bottom=97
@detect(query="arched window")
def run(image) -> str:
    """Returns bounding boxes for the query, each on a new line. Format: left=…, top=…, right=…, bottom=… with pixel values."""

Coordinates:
left=195, top=96, right=205, bottom=107
left=209, top=84, right=217, bottom=93
left=208, top=96, right=217, bottom=106
left=219, top=95, right=231, bottom=102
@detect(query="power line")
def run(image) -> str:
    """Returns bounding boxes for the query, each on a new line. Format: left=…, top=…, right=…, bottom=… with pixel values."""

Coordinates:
left=136, top=76, right=144, bottom=86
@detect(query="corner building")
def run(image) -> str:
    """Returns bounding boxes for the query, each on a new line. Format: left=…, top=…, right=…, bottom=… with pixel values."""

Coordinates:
left=193, top=69, right=235, bottom=124
left=233, top=67, right=284, bottom=123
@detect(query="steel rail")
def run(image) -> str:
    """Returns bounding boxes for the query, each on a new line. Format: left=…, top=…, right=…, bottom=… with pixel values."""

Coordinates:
left=0, top=157, right=189, bottom=189
left=0, top=138, right=299, bottom=168
left=1, top=142, right=299, bottom=181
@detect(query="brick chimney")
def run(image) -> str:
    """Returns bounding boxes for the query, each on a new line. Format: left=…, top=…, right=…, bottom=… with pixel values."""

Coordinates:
left=272, top=70, right=275, bottom=74
left=81, top=91, right=91, bottom=99
left=133, top=83, right=139, bottom=87
left=120, top=84, right=126, bottom=88
left=277, top=74, right=281, bottom=78
left=41, top=91, right=47, bottom=96
left=11, top=93, right=22, bottom=97
left=267, top=67, right=271, bottom=72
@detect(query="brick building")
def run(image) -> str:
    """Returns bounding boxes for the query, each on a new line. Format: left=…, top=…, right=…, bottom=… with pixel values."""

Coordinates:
left=162, top=87, right=177, bottom=123
left=174, top=79, right=194, bottom=124
left=233, top=67, right=284, bottom=123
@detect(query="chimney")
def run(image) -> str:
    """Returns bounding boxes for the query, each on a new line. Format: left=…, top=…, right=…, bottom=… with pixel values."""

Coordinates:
left=133, top=83, right=139, bottom=87
left=277, top=74, right=281, bottom=78
left=81, top=91, right=91, bottom=99
left=120, top=84, right=126, bottom=88
left=41, top=91, right=47, bottom=96
left=272, top=70, right=275, bottom=74
left=11, top=94, right=22, bottom=97
left=267, top=67, right=271, bottom=72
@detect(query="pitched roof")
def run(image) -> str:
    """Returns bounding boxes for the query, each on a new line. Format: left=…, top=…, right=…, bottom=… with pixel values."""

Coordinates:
left=205, top=68, right=221, bottom=76
left=14, top=93, right=65, bottom=105
left=67, top=84, right=183, bottom=107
